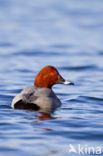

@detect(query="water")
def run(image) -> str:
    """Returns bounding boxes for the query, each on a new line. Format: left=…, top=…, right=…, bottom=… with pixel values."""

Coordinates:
left=0, top=0, right=103, bottom=155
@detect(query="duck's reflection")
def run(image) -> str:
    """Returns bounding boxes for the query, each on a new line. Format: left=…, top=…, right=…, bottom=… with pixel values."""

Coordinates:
left=33, top=126, right=52, bottom=132
left=24, top=111, right=55, bottom=131
left=34, top=112, right=53, bottom=121
left=31, top=112, right=54, bottom=132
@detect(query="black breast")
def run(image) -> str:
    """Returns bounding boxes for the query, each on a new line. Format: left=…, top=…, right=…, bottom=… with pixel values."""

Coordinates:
left=14, top=100, right=40, bottom=111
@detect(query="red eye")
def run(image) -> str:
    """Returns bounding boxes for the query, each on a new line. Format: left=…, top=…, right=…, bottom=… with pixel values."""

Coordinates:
left=50, top=71, right=56, bottom=76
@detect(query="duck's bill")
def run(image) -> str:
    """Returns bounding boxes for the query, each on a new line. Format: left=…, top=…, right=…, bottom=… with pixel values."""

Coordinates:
left=63, top=80, right=74, bottom=85
left=57, top=76, right=74, bottom=85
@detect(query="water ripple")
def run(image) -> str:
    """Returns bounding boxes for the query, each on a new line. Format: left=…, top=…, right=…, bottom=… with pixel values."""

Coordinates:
left=60, top=65, right=98, bottom=71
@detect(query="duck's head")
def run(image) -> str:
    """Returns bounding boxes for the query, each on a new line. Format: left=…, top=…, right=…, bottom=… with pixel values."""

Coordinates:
left=34, top=65, right=74, bottom=88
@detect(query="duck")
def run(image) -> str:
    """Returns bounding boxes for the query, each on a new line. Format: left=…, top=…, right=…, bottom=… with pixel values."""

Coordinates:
left=11, top=65, right=74, bottom=114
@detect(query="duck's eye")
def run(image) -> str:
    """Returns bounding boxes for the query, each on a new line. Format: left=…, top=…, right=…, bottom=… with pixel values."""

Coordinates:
left=50, top=71, right=56, bottom=76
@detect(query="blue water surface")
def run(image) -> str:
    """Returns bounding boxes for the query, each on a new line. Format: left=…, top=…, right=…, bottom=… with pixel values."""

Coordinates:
left=0, top=0, right=103, bottom=155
